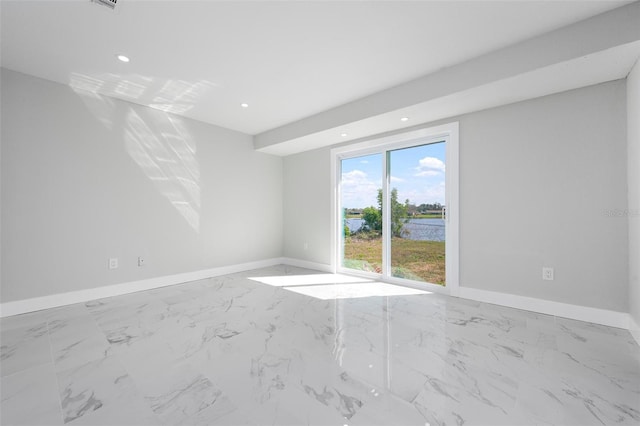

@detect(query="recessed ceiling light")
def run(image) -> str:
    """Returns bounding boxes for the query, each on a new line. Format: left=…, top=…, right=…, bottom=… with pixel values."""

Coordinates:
left=400, top=117, right=409, bottom=122
left=341, top=133, right=348, bottom=137
left=241, top=103, right=249, bottom=108
left=116, top=54, right=130, bottom=63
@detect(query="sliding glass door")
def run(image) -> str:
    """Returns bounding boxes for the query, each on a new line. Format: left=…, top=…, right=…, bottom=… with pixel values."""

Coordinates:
left=336, top=124, right=458, bottom=290
left=341, top=153, right=383, bottom=273
left=388, top=142, right=446, bottom=285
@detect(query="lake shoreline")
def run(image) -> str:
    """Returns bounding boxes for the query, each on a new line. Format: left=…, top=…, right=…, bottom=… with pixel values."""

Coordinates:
left=346, top=217, right=446, bottom=242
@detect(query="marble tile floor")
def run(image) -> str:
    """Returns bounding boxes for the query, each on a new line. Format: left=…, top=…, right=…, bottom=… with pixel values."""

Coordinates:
left=1, top=265, right=639, bottom=425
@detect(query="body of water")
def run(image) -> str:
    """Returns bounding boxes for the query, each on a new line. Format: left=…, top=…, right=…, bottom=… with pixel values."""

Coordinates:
left=346, top=218, right=445, bottom=242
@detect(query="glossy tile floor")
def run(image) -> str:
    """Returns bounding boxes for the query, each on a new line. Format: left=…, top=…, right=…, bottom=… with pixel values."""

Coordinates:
left=1, top=265, right=639, bottom=425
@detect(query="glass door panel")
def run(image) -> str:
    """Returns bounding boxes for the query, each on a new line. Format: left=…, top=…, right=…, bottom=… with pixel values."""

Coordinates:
left=388, top=142, right=446, bottom=285
left=341, top=153, right=383, bottom=274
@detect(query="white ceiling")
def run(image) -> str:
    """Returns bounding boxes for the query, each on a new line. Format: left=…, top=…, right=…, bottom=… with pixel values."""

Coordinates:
left=260, top=40, right=640, bottom=155
left=1, top=0, right=634, bottom=137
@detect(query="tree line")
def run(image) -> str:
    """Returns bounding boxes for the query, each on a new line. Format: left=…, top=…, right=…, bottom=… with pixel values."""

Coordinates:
left=345, top=188, right=409, bottom=238
left=346, top=201, right=443, bottom=217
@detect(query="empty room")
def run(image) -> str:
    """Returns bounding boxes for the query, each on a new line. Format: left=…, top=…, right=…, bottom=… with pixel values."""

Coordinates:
left=1, top=1, right=639, bottom=425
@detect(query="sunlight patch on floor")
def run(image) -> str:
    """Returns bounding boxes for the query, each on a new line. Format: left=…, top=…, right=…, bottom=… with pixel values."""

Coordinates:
left=249, top=273, right=371, bottom=287
left=249, top=273, right=431, bottom=300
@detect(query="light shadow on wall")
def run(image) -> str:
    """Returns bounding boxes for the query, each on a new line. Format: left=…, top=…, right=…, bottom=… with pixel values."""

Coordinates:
left=150, top=79, right=217, bottom=115
left=68, top=72, right=208, bottom=232
left=125, top=109, right=201, bottom=232
left=69, top=72, right=217, bottom=129
left=69, top=73, right=117, bottom=129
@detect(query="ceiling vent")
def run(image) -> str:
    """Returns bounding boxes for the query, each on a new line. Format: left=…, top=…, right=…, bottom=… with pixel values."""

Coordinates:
left=90, top=0, right=117, bottom=11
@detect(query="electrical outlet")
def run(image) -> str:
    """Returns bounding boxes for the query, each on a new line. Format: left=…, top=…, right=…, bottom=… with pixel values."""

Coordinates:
left=303, top=242, right=309, bottom=251
left=138, top=256, right=145, bottom=267
left=109, top=258, right=118, bottom=270
left=542, top=267, right=554, bottom=281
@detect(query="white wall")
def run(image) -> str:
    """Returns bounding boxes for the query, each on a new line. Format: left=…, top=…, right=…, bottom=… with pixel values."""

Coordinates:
left=283, top=80, right=629, bottom=313
left=628, top=60, right=640, bottom=341
left=1, top=69, right=283, bottom=302
left=283, top=147, right=332, bottom=265
left=1, top=67, right=633, bottom=319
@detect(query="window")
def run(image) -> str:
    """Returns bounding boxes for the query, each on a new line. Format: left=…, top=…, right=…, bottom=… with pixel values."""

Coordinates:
left=332, top=123, right=458, bottom=292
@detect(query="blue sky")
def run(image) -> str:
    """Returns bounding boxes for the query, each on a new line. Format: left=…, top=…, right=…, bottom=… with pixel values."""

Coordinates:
left=341, top=142, right=445, bottom=208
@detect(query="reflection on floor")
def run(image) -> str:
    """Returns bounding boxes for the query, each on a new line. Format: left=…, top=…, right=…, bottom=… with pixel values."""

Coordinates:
left=1, top=265, right=639, bottom=425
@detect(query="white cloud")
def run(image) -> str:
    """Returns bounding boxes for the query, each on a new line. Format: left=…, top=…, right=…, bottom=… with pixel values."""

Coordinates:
left=415, top=157, right=445, bottom=177
left=341, top=169, right=380, bottom=208
left=342, top=169, right=367, bottom=184
left=390, top=175, right=405, bottom=183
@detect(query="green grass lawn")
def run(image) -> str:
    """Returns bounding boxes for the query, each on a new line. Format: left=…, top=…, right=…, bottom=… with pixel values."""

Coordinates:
left=343, top=237, right=445, bottom=285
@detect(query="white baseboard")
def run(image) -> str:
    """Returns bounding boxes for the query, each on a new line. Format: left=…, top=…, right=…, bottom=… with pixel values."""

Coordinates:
left=281, top=258, right=636, bottom=333
left=2, top=258, right=638, bottom=341
left=0, top=258, right=284, bottom=318
left=281, top=257, right=334, bottom=273
left=630, top=316, right=640, bottom=346
left=456, top=286, right=630, bottom=330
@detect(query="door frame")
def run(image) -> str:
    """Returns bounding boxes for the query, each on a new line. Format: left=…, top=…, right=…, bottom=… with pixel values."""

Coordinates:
left=330, top=122, right=459, bottom=295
